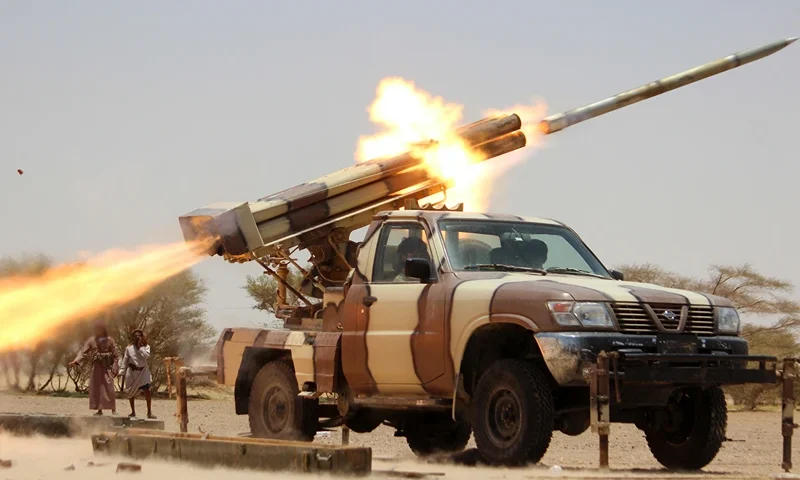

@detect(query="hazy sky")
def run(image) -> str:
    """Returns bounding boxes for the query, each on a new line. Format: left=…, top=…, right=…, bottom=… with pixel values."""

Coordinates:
left=1, top=1, right=798, bottom=332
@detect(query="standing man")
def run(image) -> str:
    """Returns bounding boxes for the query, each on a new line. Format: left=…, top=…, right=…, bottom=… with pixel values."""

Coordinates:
left=69, top=321, right=118, bottom=415
left=119, top=329, right=156, bottom=419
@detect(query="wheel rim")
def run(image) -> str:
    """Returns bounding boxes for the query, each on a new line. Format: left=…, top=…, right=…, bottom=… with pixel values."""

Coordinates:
left=484, top=387, right=522, bottom=448
left=661, top=391, right=697, bottom=444
left=263, top=384, right=291, bottom=433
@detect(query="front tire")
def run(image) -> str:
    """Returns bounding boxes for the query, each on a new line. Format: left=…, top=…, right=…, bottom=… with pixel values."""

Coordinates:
left=471, top=359, right=555, bottom=466
left=248, top=360, right=316, bottom=441
left=645, top=386, right=727, bottom=470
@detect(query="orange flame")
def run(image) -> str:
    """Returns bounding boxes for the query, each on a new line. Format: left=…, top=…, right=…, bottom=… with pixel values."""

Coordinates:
left=0, top=240, right=208, bottom=353
left=356, top=77, right=548, bottom=211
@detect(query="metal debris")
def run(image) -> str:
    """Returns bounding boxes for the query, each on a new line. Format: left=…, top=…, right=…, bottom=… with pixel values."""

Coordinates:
left=374, top=471, right=444, bottom=479
left=116, top=462, right=142, bottom=473
left=587, top=351, right=611, bottom=469
left=782, top=358, right=799, bottom=472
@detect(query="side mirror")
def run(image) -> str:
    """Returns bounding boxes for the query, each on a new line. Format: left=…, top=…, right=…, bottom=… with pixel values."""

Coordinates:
left=610, top=270, right=624, bottom=281
left=405, top=258, right=432, bottom=283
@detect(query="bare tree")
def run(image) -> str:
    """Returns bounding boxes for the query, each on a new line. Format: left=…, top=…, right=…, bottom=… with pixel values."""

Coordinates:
left=616, top=262, right=800, bottom=409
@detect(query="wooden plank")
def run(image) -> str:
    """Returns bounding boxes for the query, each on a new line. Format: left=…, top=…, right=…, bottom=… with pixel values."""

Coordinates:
left=91, top=430, right=371, bottom=476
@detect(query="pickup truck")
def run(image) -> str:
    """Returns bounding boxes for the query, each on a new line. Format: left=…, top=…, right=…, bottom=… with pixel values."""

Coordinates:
left=211, top=209, right=776, bottom=469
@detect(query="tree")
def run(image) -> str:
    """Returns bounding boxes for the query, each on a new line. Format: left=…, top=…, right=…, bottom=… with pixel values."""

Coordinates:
left=109, top=269, right=216, bottom=391
left=616, top=262, right=800, bottom=409
left=243, top=266, right=305, bottom=317
left=0, top=254, right=82, bottom=392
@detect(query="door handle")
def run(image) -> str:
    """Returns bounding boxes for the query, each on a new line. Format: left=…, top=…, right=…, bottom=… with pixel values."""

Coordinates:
left=362, top=296, right=378, bottom=307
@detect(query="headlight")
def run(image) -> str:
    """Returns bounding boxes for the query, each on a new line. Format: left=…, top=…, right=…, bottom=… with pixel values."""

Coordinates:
left=547, top=301, right=614, bottom=328
left=717, top=306, right=741, bottom=334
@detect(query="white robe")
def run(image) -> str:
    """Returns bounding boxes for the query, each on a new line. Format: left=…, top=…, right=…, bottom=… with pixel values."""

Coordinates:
left=119, top=344, right=152, bottom=399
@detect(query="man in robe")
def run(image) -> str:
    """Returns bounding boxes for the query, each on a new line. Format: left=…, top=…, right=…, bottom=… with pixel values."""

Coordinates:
left=119, top=329, right=155, bottom=419
left=69, top=321, right=118, bottom=415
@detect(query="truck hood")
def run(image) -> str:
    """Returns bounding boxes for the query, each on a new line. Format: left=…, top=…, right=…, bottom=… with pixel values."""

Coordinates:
left=455, top=271, right=732, bottom=307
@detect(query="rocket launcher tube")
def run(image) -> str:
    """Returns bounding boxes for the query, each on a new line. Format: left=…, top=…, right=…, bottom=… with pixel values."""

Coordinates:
left=539, top=37, right=797, bottom=135
left=246, top=113, right=522, bottom=224
left=255, top=131, right=526, bottom=252
left=178, top=130, right=526, bottom=260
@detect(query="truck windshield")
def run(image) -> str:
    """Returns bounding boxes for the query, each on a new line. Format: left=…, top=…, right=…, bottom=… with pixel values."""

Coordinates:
left=437, top=219, right=612, bottom=278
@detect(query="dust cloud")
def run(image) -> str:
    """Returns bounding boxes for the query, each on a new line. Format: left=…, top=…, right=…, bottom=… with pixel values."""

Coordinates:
left=0, top=431, right=753, bottom=480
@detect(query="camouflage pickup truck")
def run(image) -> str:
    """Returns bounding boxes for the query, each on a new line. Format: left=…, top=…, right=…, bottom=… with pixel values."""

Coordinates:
left=212, top=210, right=776, bottom=468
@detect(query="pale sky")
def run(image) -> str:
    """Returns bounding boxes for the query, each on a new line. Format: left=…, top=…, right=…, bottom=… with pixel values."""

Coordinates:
left=1, top=1, right=798, bottom=332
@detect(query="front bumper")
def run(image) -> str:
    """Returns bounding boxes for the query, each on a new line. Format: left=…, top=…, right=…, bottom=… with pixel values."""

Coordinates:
left=535, top=332, right=777, bottom=386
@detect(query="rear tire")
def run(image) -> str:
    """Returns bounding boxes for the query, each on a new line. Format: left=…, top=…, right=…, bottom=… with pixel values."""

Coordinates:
left=645, top=386, right=727, bottom=470
left=471, top=359, right=554, bottom=466
left=248, top=360, right=316, bottom=441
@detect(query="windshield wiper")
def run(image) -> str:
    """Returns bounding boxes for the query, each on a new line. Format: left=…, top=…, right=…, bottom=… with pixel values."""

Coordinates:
left=463, top=263, right=547, bottom=275
left=545, top=267, right=606, bottom=278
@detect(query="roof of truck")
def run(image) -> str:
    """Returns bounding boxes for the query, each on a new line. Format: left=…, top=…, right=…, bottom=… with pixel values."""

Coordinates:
left=374, top=209, right=565, bottom=226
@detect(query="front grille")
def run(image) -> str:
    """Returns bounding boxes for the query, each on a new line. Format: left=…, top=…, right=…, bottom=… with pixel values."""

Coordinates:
left=687, top=305, right=715, bottom=335
left=611, top=303, right=657, bottom=334
left=610, top=302, right=716, bottom=336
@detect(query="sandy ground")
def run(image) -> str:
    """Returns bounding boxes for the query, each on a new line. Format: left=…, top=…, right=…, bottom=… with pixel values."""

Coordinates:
left=0, top=392, right=797, bottom=479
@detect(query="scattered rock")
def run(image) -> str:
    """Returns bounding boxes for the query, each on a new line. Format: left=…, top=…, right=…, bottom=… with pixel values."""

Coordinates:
left=548, top=465, right=563, bottom=476
left=64, top=464, right=76, bottom=471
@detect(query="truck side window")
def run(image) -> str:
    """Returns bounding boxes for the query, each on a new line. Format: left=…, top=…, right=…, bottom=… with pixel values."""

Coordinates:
left=372, top=223, right=433, bottom=283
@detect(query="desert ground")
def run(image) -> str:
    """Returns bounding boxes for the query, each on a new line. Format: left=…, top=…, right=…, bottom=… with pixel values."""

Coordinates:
left=0, top=389, right=796, bottom=479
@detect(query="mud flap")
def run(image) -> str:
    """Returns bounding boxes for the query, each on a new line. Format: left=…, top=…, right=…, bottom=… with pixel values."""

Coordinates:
left=296, top=392, right=320, bottom=439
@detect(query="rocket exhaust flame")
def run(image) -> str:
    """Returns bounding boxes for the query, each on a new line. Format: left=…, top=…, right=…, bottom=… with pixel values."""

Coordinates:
left=0, top=240, right=209, bottom=353
left=356, top=77, right=547, bottom=211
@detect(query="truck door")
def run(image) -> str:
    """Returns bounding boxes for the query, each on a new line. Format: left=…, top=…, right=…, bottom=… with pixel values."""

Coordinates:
left=350, top=220, right=447, bottom=395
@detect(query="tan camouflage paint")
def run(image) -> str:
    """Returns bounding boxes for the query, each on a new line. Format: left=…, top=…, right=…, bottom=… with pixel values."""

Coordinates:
left=214, top=327, right=341, bottom=392
left=217, top=212, right=734, bottom=401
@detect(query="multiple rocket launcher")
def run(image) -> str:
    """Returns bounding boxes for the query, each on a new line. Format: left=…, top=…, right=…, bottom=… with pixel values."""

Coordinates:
left=179, top=37, right=796, bottom=263
left=179, top=113, right=527, bottom=263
